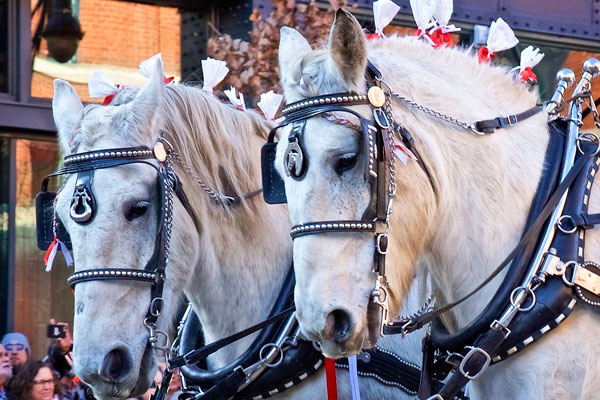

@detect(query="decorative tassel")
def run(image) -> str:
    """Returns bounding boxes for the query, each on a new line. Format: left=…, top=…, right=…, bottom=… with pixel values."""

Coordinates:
left=367, top=0, right=400, bottom=40
left=257, top=90, right=284, bottom=122
left=201, top=58, right=229, bottom=94
left=88, top=70, right=124, bottom=106
left=410, top=0, right=436, bottom=45
left=348, top=355, right=361, bottom=400
left=44, top=237, right=73, bottom=272
left=325, top=357, right=338, bottom=400
left=479, top=18, right=518, bottom=63
left=511, top=46, right=544, bottom=83
left=139, top=53, right=174, bottom=84
left=224, top=86, right=246, bottom=110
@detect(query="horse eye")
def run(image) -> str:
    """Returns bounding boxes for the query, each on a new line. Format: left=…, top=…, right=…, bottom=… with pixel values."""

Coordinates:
left=126, top=201, right=150, bottom=221
left=335, top=153, right=358, bottom=175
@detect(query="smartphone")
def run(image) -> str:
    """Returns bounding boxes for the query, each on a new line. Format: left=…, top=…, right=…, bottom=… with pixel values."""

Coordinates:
left=47, top=324, right=66, bottom=339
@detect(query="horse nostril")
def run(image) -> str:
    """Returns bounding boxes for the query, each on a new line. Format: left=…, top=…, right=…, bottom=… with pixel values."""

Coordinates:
left=99, top=347, right=133, bottom=383
left=324, top=309, right=354, bottom=344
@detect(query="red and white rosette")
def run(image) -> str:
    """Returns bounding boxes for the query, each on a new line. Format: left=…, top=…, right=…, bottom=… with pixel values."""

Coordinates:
left=139, top=53, right=174, bottom=84
left=201, top=58, right=229, bottom=94
left=478, top=18, right=519, bottom=63
left=429, top=0, right=460, bottom=48
left=511, top=46, right=544, bottom=84
left=366, top=0, right=401, bottom=40
left=88, top=70, right=124, bottom=106
left=410, top=0, right=436, bottom=46
left=224, top=86, right=246, bottom=110
left=257, top=90, right=284, bottom=123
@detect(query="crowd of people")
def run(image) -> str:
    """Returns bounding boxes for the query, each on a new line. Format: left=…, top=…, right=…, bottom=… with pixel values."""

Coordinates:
left=0, top=323, right=182, bottom=400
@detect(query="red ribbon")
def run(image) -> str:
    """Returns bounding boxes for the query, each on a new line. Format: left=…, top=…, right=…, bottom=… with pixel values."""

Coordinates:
left=520, top=66, right=537, bottom=83
left=43, top=236, right=58, bottom=266
left=325, top=357, right=338, bottom=400
left=429, top=28, right=453, bottom=48
left=365, top=32, right=383, bottom=40
left=164, top=76, right=175, bottom=84
left=478, top=46, right=495, bottom=63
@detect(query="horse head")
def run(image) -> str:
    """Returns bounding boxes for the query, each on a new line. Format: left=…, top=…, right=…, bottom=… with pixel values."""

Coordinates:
left=52, top=57, right=198, bottom=398
left=275, top=10, right=440, bottom=358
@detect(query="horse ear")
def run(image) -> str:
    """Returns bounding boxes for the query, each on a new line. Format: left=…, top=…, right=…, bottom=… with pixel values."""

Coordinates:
left=328, top=9, right=367, bottom=88
left=279, top=27, right=312, bottom=68
left=123, top=55, right=164, bottom=137
left=53, top=79, right=83, bottom=155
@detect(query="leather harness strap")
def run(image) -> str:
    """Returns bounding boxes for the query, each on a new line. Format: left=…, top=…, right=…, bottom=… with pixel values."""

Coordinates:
left=473, top=104, right=543, bottom=134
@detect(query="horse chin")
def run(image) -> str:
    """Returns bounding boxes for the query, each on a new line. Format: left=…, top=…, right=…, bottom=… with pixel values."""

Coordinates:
left=128, top=343, right=156, bottom=398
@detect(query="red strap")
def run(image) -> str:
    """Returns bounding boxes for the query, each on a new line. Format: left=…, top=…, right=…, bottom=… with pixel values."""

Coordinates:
left=325, top=357, right=338, bottom=400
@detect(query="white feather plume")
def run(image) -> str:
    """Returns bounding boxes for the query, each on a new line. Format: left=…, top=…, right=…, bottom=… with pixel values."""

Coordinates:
left=224, top=86, right=246, bottom=110
left=373, top=0, right=401, bottom=36
left=201, top=58, right=229, bottom=94
left=257, top=90, right=283, bottom=121
left=487, top=18, right=519, bottom=54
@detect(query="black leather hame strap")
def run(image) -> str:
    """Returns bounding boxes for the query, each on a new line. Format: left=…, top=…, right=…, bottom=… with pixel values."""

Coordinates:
left=388, top=149, right=595, bottom=337
left=473, top=104, right=543, bottom=134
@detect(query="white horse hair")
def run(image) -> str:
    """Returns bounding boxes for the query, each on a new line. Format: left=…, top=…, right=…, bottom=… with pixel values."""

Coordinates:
left=276, top=9, right=600, bottom=399
left=52, top=57, right=427, bottom=399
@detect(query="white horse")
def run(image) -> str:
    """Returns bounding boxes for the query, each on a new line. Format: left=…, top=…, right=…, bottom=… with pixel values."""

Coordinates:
left=275, top=9, right=600, bottom=399
left=51, top=57, right=425, bottom=399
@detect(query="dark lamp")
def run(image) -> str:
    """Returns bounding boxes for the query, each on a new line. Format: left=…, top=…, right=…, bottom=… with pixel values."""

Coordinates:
left=40, top=0, right=84, bottom=63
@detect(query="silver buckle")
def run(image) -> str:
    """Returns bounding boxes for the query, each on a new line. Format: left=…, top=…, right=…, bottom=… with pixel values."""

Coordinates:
left=376, top=233, right=389, bottom=255
left=507, top=114, right=518, bottom=126
left=490, top=319, right=511, bottom=339
left=458, top=346, right=491, bottom=380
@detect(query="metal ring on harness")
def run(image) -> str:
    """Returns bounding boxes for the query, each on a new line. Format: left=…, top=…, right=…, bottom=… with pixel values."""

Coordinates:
left=576, top=132, right=600, bottom=156
left=556, top=215, right=578, bottom=234
left=509, top=285, right=536, bottom=312
left=562, top=261, right=580, bottom=287
left=259, top=343, right=284, bottom=368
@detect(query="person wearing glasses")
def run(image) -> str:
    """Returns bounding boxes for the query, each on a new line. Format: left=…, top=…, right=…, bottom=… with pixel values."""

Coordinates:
left=0, top=344, right=12, bottom=400
left=6, top=361, right=61, bottom=400
left=1, top=333, right=30, bottom=373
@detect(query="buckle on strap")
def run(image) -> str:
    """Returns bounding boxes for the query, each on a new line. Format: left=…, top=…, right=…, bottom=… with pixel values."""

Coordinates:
left=458, top=346, right=491, bottom=380
left=499, top=115, right=518, bottom=128
left=376, top=233, right=389, bottom=255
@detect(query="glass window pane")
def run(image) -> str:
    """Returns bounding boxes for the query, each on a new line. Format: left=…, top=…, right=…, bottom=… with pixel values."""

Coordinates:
left=12, top=138, right=72, bottom=360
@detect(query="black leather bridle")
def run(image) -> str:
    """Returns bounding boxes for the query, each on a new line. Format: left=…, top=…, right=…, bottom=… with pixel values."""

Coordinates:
left=36, top=144, right=197, bottom=350
left=261, top=62, right=430, bottom=335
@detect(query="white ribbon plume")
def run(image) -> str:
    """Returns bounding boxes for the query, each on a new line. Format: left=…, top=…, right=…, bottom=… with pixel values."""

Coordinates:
left=224, top=86, right=246, bottom=110
left=257, top=90, right=283, bottom=121
left=519, top=46, right=544, bottom=70
left=373, top=0, right=401, bottom=37
left=88, top=70, right=122, bottom=99
left=139, top=53, right=165, bottom=78
left=201, top=58, right=229, bottom=94
left=487, top=18, right=519, bottom=54
left=410, top=0, right=436, bottom=33
left=432, top=0, right=460, bottom=33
